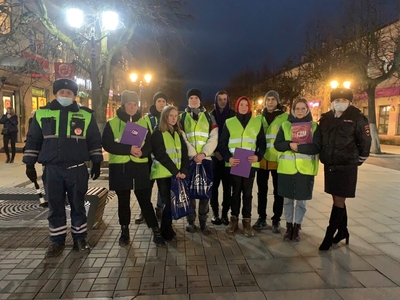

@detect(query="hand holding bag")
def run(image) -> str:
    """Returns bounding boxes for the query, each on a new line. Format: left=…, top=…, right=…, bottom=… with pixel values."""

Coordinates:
left=170, top=177, right=192, bottom=220
left=186, top=159, right=213, bottom=200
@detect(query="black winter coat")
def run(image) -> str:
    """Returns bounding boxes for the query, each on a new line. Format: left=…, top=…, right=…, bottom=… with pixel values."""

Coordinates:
left=102, top=107, right=152, bottom=190
left=319, top=106, right=371, bottom=168
left=274, top=113, right=322, bottom=200
left=0, top=114, right=18, bottom=133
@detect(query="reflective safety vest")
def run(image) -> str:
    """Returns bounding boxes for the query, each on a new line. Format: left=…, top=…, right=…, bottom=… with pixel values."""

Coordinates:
left=277, top=121, right=319, bottom=176
left=259, top=113, right=288, bottom=162
left=182, top=112, right=211, bottom=154
left=150, top=130, right=182, bottom=179
left=225, top=116, right=262, bottom=168
left=108, top=117, right=148, bottom=164
left=144, top=113, right=158, bottom=133
left=35, top=109, right=92, bottom=140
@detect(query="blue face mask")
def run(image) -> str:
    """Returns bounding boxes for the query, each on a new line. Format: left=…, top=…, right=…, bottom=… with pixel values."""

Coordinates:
left=57, top=97, right=73, bottom=107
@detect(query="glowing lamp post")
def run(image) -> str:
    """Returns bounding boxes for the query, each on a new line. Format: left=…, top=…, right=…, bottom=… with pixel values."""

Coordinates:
left=67, top=8, right=119, bottom=111
left=130, top=73, right=152, bottom=110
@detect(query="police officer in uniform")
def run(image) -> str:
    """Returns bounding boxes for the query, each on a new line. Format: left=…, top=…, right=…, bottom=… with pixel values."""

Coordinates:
left=23, top=78, right=103, bottom=258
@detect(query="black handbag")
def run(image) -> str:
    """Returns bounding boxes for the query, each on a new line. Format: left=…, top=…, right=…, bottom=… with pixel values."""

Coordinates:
left=1, top=127, right=8, bottom=135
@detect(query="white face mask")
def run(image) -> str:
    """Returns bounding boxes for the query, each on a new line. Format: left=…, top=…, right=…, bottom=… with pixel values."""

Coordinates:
left=333, top=102, right=349, bottom=112
left=57, top=97, right=73, bottom=107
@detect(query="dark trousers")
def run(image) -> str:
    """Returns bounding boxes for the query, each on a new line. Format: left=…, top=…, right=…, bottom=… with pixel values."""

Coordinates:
left=44, top=164, right=88, bottom=243
left=157, top=178, right=172, bottom=229
left=230, top=174, right=255, bottom=219
left=256, top=169, right=283, bottom=222
left=116, top=188, right=157, bottom=228
left=3, top=132, right=17, bottom=159
left=210, top=158, right=232, bottom=217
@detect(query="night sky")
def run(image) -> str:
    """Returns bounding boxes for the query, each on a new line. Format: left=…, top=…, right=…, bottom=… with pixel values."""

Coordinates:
left=173, top=0, right=346, bottom=102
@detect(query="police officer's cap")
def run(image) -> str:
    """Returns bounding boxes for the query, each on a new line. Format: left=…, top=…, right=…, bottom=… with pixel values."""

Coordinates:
left=53, top=78, right=78, bottom=96
left=330, top=88, right=353, bottom=102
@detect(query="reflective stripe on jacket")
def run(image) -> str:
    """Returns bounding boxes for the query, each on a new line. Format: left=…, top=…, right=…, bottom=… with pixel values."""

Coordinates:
left=259, top=113, right=288, bottom=162
left=150, top=130, right=182, bottom=179
left=225, top=116, right=262, bottom=168
left=108, top=117, right=148, bottom=164
left=277, top=121, right=319, bottom=175
left=182, top=112, right=211, bottom=154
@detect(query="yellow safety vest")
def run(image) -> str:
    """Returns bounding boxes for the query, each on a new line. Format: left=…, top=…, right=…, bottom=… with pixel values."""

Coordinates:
left=108, top=117, right=148, bottom=164
left=259, top=113, right=289, bottom=162
left=225, top=116, right=262, bottom=168
left=182, top=112, right=210, bottom=154
left=277, top=121, right=319, bottom=175
left=150, top=130, right=182, bottom=179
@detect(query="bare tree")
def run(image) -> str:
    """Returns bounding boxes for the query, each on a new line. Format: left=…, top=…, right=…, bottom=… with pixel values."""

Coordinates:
left=4, top=0, right=190, bottom=131
left=303, top=0, right=400, bottom=153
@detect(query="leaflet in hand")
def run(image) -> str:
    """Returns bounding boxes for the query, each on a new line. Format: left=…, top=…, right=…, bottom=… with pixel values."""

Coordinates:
left=291, top=122, right=312, bottom=144
left=230, top=148, right=254, bottom=178
left=119, top=122, right=148, bottom=146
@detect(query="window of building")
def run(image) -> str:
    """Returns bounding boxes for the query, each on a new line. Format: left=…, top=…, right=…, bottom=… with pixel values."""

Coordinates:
left=378, top=105, right=390, bottom=134
left=0, top=0, right=11, bottom=34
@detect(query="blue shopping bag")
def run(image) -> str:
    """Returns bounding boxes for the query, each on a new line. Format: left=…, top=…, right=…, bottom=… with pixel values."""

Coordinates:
left=186, top=159, right=213, bottom=200
left=170, top=177, right=192, bottom=220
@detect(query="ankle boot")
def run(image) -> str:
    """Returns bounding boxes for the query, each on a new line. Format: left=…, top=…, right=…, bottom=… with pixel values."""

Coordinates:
left=225, top=216, right=238, bottom=234
left=119, top=225, right=130, bottom=246
left=332, top=205, right=350, bottom=244
left=242, top=218, right=255, bottom=237
left=319, top=206, right=345, bottom=251
left=152, top=227, right=166, bottom=246
left=283, top=222, right=293, bottom=240
left=292, top=223, right=301, bottom=242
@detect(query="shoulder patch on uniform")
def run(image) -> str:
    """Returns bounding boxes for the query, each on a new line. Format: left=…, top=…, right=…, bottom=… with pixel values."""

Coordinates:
left=364, top=124, right=370, bottom=136
left=72, top=113, right=84, bottom=118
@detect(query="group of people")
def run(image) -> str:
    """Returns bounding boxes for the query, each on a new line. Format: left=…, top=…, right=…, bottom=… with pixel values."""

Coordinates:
left=21, top=78, right=371, bottom=258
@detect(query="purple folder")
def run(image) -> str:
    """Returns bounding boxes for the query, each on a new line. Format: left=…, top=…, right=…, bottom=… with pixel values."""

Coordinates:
left=119, top=121, right=148, bottom=147
left=230, top=148, right=254, bottom=178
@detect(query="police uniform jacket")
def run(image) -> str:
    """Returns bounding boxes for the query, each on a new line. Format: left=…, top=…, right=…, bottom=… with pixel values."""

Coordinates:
left=319, top=106, right=371, bottom=168
left=23, top=100, right=103, bottom=167
left=102, top=107, right=152, bottom=190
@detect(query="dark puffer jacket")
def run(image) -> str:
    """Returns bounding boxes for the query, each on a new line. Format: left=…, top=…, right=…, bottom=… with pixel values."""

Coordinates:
left=319, top=106, right=371, bottom=168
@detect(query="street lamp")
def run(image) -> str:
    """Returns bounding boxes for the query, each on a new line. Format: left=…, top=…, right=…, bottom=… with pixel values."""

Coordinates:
left=130, top=73, right=152, bottom=110
left=330, top=80, right=339, bottom=89
left=343, top=81, right=351, bottom=89
left=67, top=8, right=119, bottom=111
left=258, top=98, right=263, bottom=105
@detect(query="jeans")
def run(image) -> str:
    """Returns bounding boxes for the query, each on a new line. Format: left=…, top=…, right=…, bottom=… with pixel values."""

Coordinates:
left=283, top=198, right=307, bottom=224
left=3, top=131, right=17, bottom=160
left=210, top=157, right=232, bottom=217
left=116, top=188, right=158, bottom=228
left=186, top=199, right=209, bottom=224
left=230, top=174, right=254, bottom=219
left=256, top=168, right=283, bottom=222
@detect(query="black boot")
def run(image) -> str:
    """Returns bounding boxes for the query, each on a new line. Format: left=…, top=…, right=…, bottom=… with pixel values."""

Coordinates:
left=283, top=222, right=293, bottom=240
left=221, top=211, right=229, bottom=225
left=292, top=223, right=301, bottom=242
left=119, top=225, right=130, bottom=246
left=73, top=239, right=91, bottom=253
left=152, top=227, right=166, bottom=246
left=332, top=205, right=350, bottom=244
left=319, top=206, right=345, bottom=251
left=135, top=212, right=145, bottom=224
left=161, top=225, right=175, bottom=240
left=10, top=153, right=15, bottom=163
left=211, top=215, right=222, bottom=225
left=5, top=154, right=10, bottom=163
left=45, top=242, right=65, bottom=258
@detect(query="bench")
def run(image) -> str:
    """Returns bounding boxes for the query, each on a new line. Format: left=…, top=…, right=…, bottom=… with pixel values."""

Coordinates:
left=0, top=186, right=108, bottom=230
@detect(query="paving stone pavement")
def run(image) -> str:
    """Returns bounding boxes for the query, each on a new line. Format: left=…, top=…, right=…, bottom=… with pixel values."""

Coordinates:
left=0, top=157, right=400, bottom=299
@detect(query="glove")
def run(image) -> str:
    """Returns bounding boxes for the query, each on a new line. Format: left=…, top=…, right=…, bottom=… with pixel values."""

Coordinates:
left=26, top=165, right=37, bottom=182
left=90, top=162, right=101, bottom=180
